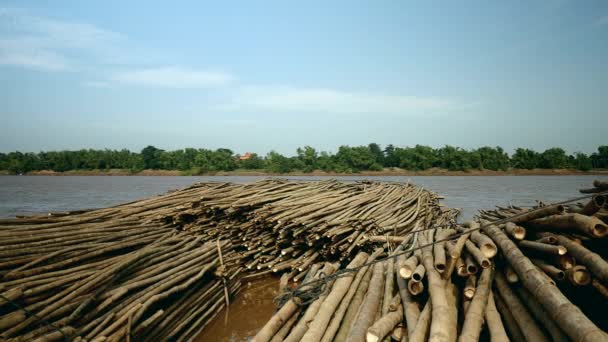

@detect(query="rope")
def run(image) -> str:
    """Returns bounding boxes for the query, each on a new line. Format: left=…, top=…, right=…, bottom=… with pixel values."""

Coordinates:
left=0, top=293, right=71, bottom=341
left=276, top=190, right=606, bottom=307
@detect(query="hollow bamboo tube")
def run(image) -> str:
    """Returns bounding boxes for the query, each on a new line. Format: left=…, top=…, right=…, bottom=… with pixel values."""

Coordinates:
left=390, top=324, right=405, bottom=341
left=464, top=241, right=491, bottom=269
left=483, top=223, right=606, bottom=342
left=565, top=265, right=591, bottom=286
left=366, top=303, right=403, bottom=342
left=518, top=240, right=567, bottom=256
left=411, top=264, right=425, bottom=282
left=504, top=264, right=519, bottom=283
left=543, top=233, right=608, bottom=283
left=530, top=258, right=565, bottom=281
left=463, top=274, right=476, bottom=299
left=395, top=255, right=420, bottom=336
left=508, top=204, right=565, bottom=223
left=399, top=255, right=418, bottom=279
left=459, top=267, right=493, bottom=342
left=417, top=231, right=450, bottom=342
left=504, top=222, right=526, bottom=240
left=456, top=257, right=468, bottom=277
left=433, top=229, right=455, bottom=273
left=464, top=253, right=479, bottom=275
left=408, top=279, right=424, bottom=296
left=527, top=213, right=608, bottom=238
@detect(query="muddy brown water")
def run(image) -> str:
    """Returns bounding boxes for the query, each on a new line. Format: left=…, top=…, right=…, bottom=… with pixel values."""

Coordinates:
left=195, top=277, right=280, bottom=341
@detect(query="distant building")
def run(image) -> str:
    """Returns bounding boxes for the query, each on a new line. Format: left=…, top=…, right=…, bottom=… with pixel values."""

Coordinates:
left=238, top=152, right=253, bottom=160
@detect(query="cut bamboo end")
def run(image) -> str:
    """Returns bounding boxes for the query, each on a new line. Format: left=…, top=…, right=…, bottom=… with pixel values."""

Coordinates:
left=408, top=280, right=424, bottom=296
left=411, top=264, right=425, bottom=282
left=479, top=259, right=491, bottom=269
left=366, top=332, right=381, bottom=342
left=463, top=288, right=475, bottom=300
left=399, top=267, right=413, bottom=279
left=504, top=266, right=519, bottom=283
left=556, top=254, right=576, bottom=270
left=592, top=223, right=608, bottom=238
left=434, top=262, right=446, bottom=273
left=504, top=222, right=526, bottom=240
left=390, top=325, right=405, bottom=341
left=566, top=266, right=591, bottom=286
left=480, top=244, right=497, bottom=258
left=466, top=264, right=478, bottom=275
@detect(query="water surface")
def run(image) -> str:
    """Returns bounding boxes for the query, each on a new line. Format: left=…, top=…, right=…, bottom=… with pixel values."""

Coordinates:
left=0, top=175, right=605, bottom=220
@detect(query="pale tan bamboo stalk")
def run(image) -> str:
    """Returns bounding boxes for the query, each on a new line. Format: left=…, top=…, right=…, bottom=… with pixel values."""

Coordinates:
left=300, top=252, right=369, bottom=342
left=493, top=292, right=525, bottom=342
left=459, top=267, right=493, bottom=342
left=345, top=262, right=385, bottom=342
left=515, top=286, right=568, bottom=342
left=484, top=290, right=509, bottom=342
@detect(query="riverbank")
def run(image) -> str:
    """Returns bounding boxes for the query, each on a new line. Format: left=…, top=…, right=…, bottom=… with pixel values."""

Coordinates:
left=12, top=167, right=608, bottom=176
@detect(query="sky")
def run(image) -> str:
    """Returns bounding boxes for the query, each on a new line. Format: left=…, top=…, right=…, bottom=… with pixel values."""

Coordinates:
left=1, top=1, right=607, bottom=155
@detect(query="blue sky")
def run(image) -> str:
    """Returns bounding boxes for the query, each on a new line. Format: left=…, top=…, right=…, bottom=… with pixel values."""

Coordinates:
left=1, top=1, right=607, bottom=155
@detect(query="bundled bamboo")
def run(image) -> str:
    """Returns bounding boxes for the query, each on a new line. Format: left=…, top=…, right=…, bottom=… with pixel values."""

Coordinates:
left=255, top=180, right=608, bottom=342
left=0, top=179, right=456, bottom=341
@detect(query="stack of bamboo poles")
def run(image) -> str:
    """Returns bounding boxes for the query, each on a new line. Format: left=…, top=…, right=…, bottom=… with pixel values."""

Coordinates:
left=173, top=179, right=456, bottom=281
left=253, top=180, right=608, bottom=342
left=0, top=179, right=451, bottom=341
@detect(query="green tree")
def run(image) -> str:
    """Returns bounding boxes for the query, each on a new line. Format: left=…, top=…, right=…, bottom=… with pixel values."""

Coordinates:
left=475, top=146, right=509, bottom=170
left=511, top=148, right=540, bottom=169
left=266, top=151, right=293, bottom=173
left=368, top=143, right=384, bottom=166
left=591, top=146, right=608, bottom=168
left=572, top=152, right=592, bottom=171
left=141, top=145, right=163, bottom=169
left=296, top=146, right=318, bottom=172
left=334, top=146, right=382, bottom=172
left=539, top=148, right=568, bottom=169
left=383, top=144, right=399, bottom=167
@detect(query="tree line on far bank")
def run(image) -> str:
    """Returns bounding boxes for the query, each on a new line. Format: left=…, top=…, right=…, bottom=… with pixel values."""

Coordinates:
left=1, top=144, right=607, bottom=174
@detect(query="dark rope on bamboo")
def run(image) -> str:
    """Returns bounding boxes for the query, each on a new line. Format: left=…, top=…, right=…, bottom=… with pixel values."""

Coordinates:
left=275, top=191, right=606, bottom=306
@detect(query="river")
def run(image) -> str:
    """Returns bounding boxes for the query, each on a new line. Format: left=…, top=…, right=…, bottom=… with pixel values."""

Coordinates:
left=0, top=175, right=605, bottom=220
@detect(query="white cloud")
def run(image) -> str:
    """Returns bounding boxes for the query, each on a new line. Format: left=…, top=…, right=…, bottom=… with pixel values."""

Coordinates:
left=215, top=86, right=458, bottom=115
left=0, top=8, right=123, bottom=71
left=0, top=39, right=71, bottom=70
left=110, top=66, right=234, bottom=88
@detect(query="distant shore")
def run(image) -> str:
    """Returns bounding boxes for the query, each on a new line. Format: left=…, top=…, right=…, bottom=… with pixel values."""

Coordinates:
left=6, top=168, right=608, bottom=177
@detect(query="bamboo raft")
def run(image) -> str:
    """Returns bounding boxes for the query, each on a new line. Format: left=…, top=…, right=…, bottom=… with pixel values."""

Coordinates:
left=253, top=180, right=608, bottom=342
left=0, top=179, right=453, bottom=341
